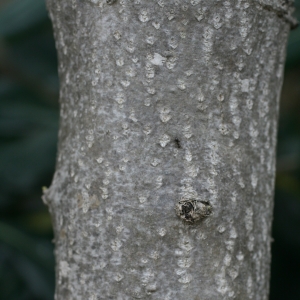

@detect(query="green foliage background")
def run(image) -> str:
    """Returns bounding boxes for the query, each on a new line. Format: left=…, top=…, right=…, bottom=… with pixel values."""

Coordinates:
left=0, top=1, right=299, bottom=299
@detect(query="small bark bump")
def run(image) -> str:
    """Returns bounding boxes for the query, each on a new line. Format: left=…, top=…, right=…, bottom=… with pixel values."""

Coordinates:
left=106, top=0, right=116, bottom=5
left=175, top=199, right=212, bottom=223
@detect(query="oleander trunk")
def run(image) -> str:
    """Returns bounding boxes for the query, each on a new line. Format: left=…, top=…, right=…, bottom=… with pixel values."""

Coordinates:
left=44, top=0, right=294, bottom=299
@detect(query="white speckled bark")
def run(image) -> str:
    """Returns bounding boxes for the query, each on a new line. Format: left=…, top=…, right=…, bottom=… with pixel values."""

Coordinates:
left=45, top=0, right=293, bottom=299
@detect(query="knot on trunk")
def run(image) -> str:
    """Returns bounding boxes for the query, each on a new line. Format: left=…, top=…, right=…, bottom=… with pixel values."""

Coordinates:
left=175, top=199, right=212, bottom=223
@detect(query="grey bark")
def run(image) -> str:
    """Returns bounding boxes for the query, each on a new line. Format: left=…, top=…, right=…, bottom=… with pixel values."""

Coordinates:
left=44, top=0, right=294, bottom=299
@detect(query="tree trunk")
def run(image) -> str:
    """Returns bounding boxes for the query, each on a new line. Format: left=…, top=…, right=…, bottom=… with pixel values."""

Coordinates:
left=44, top=0, right=294, bottom=299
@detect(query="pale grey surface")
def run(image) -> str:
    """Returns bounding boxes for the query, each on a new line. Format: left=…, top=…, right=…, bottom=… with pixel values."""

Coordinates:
left=45, top=0, right=291, bottom=299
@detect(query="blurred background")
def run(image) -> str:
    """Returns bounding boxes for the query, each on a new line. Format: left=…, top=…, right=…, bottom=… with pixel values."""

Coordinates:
left=0, top=0, right=299, bottom=299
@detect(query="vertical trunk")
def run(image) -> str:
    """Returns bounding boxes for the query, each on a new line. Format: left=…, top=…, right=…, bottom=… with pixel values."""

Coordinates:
left=45, top=0, right=293, bottom=299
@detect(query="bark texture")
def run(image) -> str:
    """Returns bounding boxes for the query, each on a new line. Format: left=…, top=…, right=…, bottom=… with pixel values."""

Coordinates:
left=45, top=0, right=293, bottom=299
